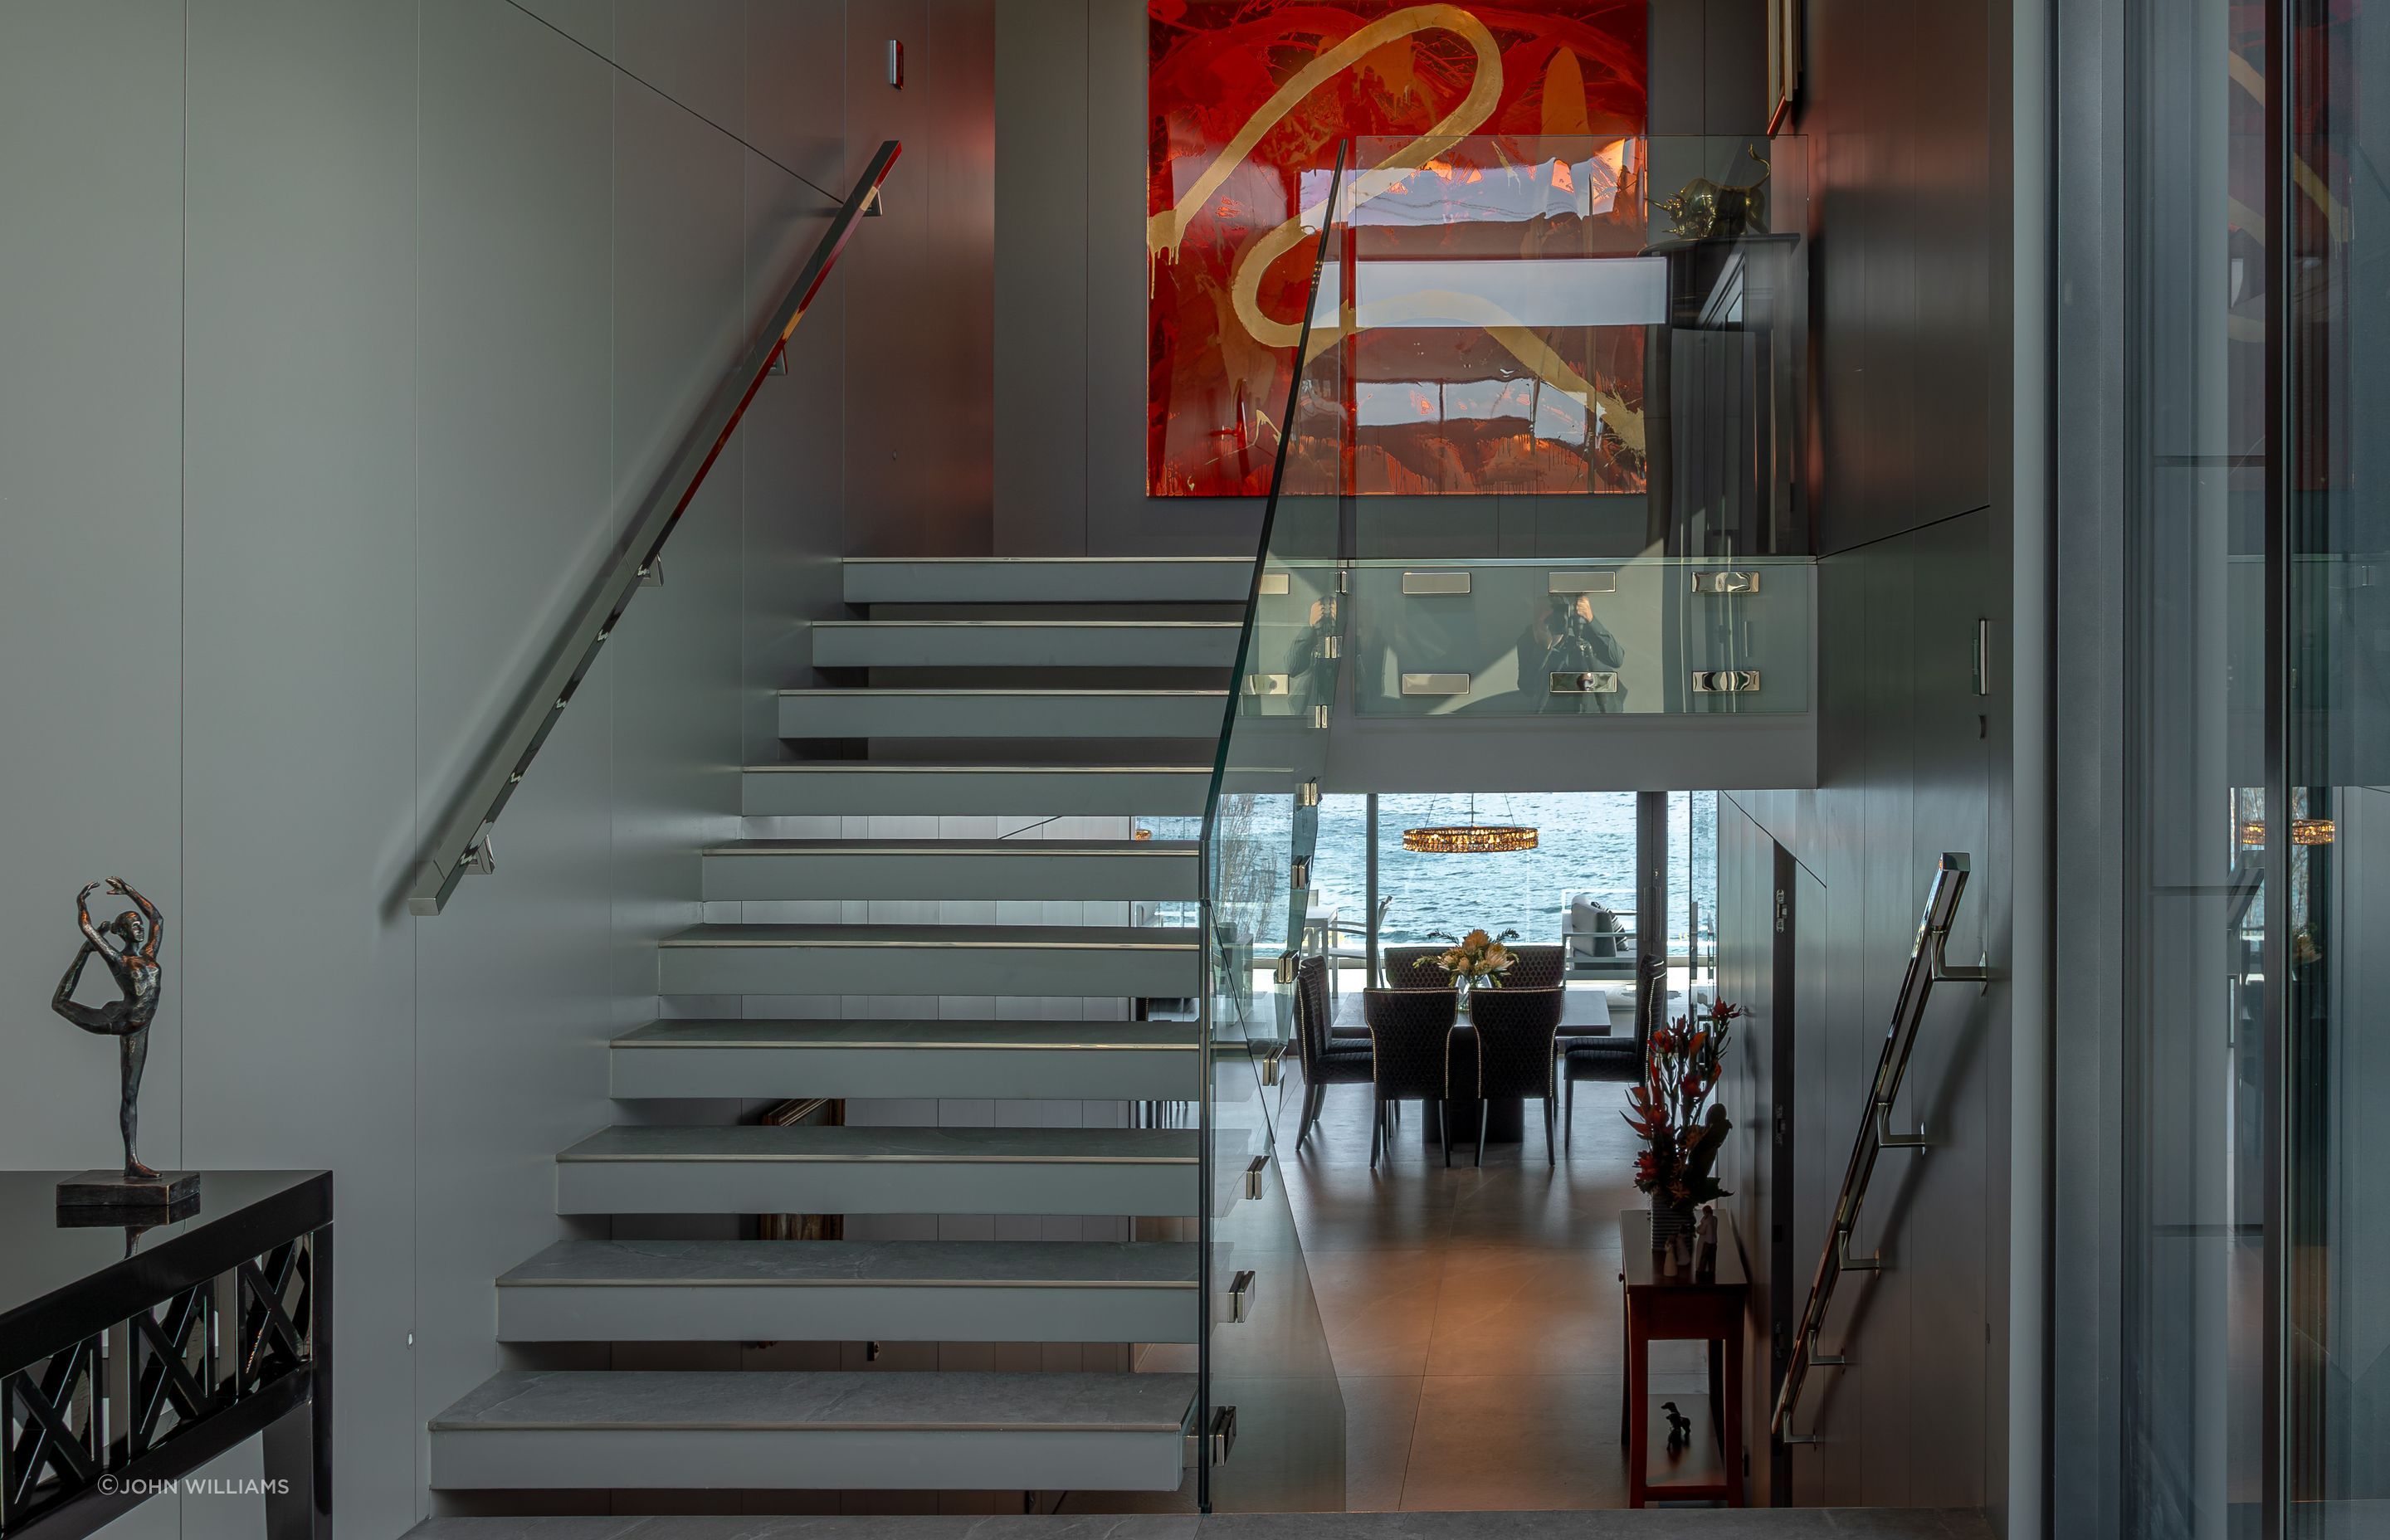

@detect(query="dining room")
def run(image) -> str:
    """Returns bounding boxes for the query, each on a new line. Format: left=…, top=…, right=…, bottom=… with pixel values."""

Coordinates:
left=1278, top=789, right=1730, bottom=1510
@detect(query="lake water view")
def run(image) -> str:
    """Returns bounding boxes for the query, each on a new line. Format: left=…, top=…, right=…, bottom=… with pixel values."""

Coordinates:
left=1310, top=792, right=1716, bottom=953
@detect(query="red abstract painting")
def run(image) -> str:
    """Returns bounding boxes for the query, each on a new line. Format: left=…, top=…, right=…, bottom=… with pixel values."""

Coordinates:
left=1148, top=0, right=1649, bottom=499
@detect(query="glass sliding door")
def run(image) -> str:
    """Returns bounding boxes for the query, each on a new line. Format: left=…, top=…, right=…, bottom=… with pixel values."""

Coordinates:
left=2091, top=0, right=2390, bottom=1531
left=2114, top=0, right=2271, bottom=1533
left=2283, top=1, right=2390, bottom=1525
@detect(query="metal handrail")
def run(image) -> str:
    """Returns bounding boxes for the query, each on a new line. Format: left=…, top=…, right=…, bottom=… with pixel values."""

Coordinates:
left=407, top=140, right=902, bottom=917
left=1770, top=851, right=1988, bottom=1443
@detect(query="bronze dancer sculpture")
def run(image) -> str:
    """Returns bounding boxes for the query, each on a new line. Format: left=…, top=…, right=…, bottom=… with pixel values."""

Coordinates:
left=51, top=877, right=166, bottom=1182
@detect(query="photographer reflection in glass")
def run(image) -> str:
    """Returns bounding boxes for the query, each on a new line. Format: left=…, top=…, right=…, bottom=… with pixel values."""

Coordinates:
left=1524, top=591, right=1627, bottom=714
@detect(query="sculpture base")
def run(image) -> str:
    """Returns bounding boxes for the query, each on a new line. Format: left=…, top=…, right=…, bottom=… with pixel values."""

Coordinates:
left=56, top=1169, right=202, bottom=1209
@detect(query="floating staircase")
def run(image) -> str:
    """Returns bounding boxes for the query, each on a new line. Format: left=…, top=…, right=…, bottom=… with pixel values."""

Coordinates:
left=429, top=558, right=1246, bottom=1501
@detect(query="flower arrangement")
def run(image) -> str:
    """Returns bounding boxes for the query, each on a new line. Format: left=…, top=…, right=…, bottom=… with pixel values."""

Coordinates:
left=1430, top=928, right=1519, bottom=988
left=1624, top=998, right=1743, bottom=1215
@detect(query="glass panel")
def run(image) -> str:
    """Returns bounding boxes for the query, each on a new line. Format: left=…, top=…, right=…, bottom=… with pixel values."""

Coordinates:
left=1339, top=133, right=1809, bottom=558
left=2119, top=2, right=2268, bottom=1531
left=2285, top=1, right=2390, bottom=1525
left=1346, top=555, right=1812, bottom=716
left=1198, top=152, right=1349, bottom=1513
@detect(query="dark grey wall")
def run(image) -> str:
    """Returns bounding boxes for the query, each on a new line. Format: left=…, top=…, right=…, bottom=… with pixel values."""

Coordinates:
left=843, top=0, right=998, bottom=558
left=1705, top=0, right=2021, bottom=1515
left=1713, top=803, right=1788, bottom=1504
left=1796, top=0, right=2003, bottom=558
left=1719, top=509, right=2013, bottom=1513
left=0, top=4, right=855, bottom=1534
left=1648, top=0, right=1771, bottom=136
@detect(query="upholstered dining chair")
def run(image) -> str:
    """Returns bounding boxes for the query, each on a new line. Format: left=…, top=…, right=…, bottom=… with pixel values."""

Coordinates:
left=1381, top=945, right=1449, bottom=990
left=1562, top=955, right=1669, bottom=1148
left=1468, top=986, right=1566, bottom=1167
left=1360, top=988, right=1459, bottom=1167
left=1291, top=954, right=1371, bottom=1152
left=1502, top=943, right=1566, bottom=989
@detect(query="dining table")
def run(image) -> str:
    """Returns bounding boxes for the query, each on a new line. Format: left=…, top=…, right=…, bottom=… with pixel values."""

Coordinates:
left=1329, top=986, right=1614, bottom=1145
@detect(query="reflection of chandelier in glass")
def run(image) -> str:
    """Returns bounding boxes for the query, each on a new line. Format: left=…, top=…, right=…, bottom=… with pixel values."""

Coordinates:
left=2237, top=816, right=2336, bottom=846
left=1402, top=792, right=1539, bottom=855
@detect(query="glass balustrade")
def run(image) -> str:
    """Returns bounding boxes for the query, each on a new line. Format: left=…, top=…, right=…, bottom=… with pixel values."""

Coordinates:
left=1196, top=155, right=1349, bottom=1514
left=1334, top=554, right=1811, bottom=717
left=1193, top=130, right=1816, bottom=1511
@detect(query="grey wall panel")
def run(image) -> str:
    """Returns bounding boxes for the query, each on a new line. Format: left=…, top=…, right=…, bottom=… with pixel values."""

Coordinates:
left=740, top=162, right=849, bottom=764
left=0, top=0, right=187, bottom=1181
left=411, top=0, right=626, bottom=1512
left=738, top=0, right=850, bottom=766
left=988, top=1, right=1261, bottom=557
left=1796, top=0, right=1998, bottom=557
left=608, top=60, right=749, bottom=924
left=991, top=0, right=1090, bottom=556
left=615, top=0, right=748, bottom=137
left=1647, top=0, right=1709, bottom=136
left=1324, top=714, right=1818, bottom=794
left=739, top=0, right=851, bottom=758
left=1702, top=0, right=1768, bottom=136
left=177, top=5, right=425, bottom=1537
left=515, top=0, right=612, bottom=56
left=745, top=0, right=848, bottom=178
left=1711, top=797, right=1783, bottom=1501
left=0, top=2, right=856, bottom=1528
left=605, top=54, right=754, bottom=1170
left=841, top=0, right=997, bottom=558
left=1720, top=507, right=2012, bottom=1514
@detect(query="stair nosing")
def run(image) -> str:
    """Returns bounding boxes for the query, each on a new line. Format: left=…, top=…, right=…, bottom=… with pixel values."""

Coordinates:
left=841, top=556, right=1246, bottom=564
left=658, top=924, right=1197, bottom=950
left=776, top=687, right=1227, bottom=698
left=815, top=620, right=1239, bottom=630
left=429, top=1368, right=1198, bottom=1434
left=614, top=1020, right=1197, bottom=1051
left=741, top=763, right=1209, bottom=774
left=501, top=1276, right=1193, bottom=1289
left=497, top=1240, right=1201, bottom=1289
left=556, top=1126, right=1202, bottom=1164
left=556, top=1152, right=1199, bottom=1166
left=700, top=839, right=1197, bottom=857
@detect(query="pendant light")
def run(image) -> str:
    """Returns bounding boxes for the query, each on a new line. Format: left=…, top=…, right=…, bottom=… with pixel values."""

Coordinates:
left=1402, top=792, right=1539, bottom=854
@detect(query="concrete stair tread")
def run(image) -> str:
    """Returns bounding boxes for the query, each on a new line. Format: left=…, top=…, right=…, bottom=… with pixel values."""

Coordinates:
left=656, top=924, right=1199, bottom=999
left=744, top=758, right=1211, bottom=773
left=816, top=619, right=1238, bottom=630
left=659, top=923, right=1197, bottom=950
left=739, top=761, right=1217, bottom=816
left=842, top=556, right=1251, bottom=605
left=699, top=841, right=1200, bottom=903
left=429, top=1369, right=1198, bottom=1432
left=614, top=1019, right=1197, bottom=1051
left=702, top=838, right=1198, bottom=858
left=408, top=1511, right=2001, bottom=1537
left=778, top=687, right=1225, bottom=698
left=556, top=1123, right=1201, bottom=1163
left=498, top=1238, right=1199, bottom=1289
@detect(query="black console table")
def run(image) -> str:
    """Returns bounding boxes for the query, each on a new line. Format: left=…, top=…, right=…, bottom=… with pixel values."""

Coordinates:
left=0, top=1171, right=330, bottom=1540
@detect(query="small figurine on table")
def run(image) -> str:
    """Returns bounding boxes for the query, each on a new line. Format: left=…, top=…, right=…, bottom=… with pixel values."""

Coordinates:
left=1695, top=1203, right=1719, bottom=1276
left=50, top=877, right=195, bottom=1207
left=1662, top=1400, right=1693, bottom=1455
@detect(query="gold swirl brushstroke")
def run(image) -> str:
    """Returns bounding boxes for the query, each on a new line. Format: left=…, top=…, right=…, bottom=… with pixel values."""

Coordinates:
left=1152, top=3, right=1646, bottom=463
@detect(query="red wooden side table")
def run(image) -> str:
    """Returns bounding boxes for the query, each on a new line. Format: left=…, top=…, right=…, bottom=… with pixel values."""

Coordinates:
left=1618, top=1207, right=1748, bottom=1507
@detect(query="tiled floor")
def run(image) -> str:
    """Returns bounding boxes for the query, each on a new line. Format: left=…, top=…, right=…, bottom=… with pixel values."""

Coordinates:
left=1283, top=1071, right=1709, bottom=1512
